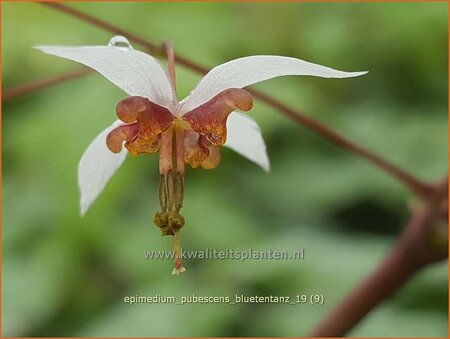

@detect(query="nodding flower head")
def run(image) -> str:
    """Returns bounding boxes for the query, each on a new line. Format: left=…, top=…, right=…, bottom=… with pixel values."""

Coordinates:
left=36, top=35, right=367, bottom=274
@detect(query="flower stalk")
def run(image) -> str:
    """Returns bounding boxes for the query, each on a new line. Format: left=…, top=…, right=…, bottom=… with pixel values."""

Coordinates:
left=154, top=43, right=186, bottom=275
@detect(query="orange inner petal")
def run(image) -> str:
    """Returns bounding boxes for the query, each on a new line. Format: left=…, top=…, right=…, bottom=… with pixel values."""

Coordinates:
left=182, top=88, right=253, bottom=146
left=184, top=131, right=209, bottom=168
left=201, top=145, right=221, bottom=169
left=107, top=96, right=175, bottom=156
left=184, top=131, right=222, bottom=170
left=106, top=123, right=138, bottom=153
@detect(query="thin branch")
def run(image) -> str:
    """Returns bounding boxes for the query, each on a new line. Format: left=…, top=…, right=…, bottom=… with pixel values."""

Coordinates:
left=309, top=177, right=448, bottom=337
left=41, top=2, right=209, bottom=74
left=310, top=237, right=425, bottom=337
left=33, top=2, right=434, bottom=198
left=3, top=68, right=92, bottom=101
left=40, top=2, right=160, bottom=55
left=247, top=91, right=434, bottom=199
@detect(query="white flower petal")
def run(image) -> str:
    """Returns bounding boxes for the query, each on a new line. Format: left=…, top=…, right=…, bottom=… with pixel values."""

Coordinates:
left=179, top=55, right=367, bottom=113
left=35, top=45, right=176, bottom=110
left=225, top=112, right=270, bottom=172
left=78, top=121, right=128, bottom=216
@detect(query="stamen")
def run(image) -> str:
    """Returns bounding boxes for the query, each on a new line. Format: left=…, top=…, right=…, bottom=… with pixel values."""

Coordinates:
left=175, top=127, right=185, bottom=175
left=174, top=172, right=184, bottom=212
left=159, top=127, right=173, bottom=175
left=155, top=125, right=186, bottom=274
left=158, top=173, right=168, bottom=213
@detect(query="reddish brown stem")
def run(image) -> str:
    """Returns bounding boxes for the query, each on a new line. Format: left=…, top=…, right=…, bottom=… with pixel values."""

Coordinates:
left=3, top=68, right=92, bottom=100
left=40, top=2, right=159, bottom=55
left=33, top=2, right=433, bottom=199
left=309, top=178, right=448, bottom=337
left=40, top=2, right=209, bottom=74
left=250, top=92, right=435, bottom=199
left=310, top=242, right=424, bottom=337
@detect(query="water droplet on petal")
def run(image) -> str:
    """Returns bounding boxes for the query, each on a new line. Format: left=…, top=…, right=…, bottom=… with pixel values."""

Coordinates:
left=108, top=35, right=133, bottom=50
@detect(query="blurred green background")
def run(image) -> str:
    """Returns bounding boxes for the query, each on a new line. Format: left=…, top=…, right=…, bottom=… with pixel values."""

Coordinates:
left=2, top=1, right=448, bottom=337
